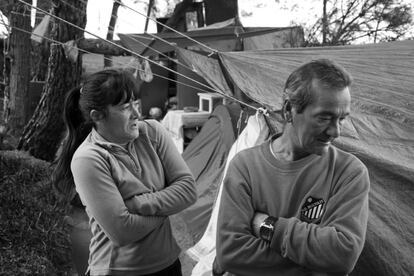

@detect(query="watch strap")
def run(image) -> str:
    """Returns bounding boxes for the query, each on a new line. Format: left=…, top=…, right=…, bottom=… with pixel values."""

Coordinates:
left=259, top=216, right=278, bottom=242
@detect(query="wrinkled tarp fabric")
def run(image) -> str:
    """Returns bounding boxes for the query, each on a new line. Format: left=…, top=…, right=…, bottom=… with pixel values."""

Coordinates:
left=180, top=105, right=239, bottom=241
left=187, top=112, right=270, bottom=276
left=178, top=41, right=414, bottom=275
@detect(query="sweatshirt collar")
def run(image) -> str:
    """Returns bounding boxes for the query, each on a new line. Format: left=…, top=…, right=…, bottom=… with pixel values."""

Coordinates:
left=263, top=134, right=319, bottom=171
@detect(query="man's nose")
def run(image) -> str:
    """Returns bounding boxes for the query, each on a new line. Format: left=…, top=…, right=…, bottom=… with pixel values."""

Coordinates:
left=326, top=119, right=341, bottom=138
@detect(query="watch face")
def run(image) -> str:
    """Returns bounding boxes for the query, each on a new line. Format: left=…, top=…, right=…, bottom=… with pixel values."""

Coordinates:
left=260, top=217, right=277, bottom=242
left=269, top=223, right=274, bottom=231
left=260, top=222, right=274, bottom=241
left=263, top=223, right=274, bottom=231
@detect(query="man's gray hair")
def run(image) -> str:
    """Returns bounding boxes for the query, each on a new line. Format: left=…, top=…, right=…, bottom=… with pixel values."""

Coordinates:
left=283, top=59, right=352, bottom=113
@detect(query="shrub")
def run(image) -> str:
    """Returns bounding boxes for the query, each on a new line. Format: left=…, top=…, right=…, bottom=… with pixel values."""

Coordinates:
left=0, top=150, right=71, bottom=275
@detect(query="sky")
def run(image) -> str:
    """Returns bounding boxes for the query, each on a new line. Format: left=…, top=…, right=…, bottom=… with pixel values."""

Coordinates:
left=1, top=0, right=413, bottom=41
left=0, top=0, right=316, bottom=39
left=85, top=0, right=157, bottom=39
left=84, top=0, right=320, bottom=39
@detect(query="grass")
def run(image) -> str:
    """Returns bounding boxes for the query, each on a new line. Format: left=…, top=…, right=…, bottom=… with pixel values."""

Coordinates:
left=0, top=150, right=72, bottom=275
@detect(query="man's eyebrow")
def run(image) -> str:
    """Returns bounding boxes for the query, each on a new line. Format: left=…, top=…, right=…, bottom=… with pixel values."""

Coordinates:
left=316, top=111, right=350, bottom=117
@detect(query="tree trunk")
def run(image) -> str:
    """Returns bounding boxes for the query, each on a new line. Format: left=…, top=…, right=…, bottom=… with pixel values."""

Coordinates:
left=18, top=0, right=87, bottom=161
left=3, top=1, right=32, bottom=135
left=104, top=0, right=121, bottom=68
left=322, top=0, right=328, bottom=45
left=31, top=0, right=52, bottom=81
left=144, top=0, right=155, bottom=32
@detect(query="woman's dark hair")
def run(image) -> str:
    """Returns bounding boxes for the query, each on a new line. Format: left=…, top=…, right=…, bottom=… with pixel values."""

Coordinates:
left=283, top=59, right=352, bottom=115
left=52, top=68, right=141, bottom=203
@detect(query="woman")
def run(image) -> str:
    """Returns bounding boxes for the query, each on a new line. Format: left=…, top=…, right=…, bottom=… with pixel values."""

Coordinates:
left=53, top=68, right=197, bottom=276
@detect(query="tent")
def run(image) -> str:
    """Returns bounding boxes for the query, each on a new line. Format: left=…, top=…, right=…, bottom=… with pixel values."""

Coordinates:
left=177, top=40, right=414, bottom=275
left=179, top=103, right=246, bottom=241
left=185, top=112, right=272, bottom=275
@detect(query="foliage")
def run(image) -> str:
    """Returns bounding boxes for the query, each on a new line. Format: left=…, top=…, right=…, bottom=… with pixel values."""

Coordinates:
left=131, top=0, right=180, bottom=17
left=305, top=0, right=413, bottom=45
left=154, top=0, right=181, bottom=17
left=0, top=150, right=71, bottom=275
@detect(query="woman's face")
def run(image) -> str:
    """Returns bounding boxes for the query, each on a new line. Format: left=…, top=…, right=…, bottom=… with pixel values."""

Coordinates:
left=97, top=99, right=142, bottom=145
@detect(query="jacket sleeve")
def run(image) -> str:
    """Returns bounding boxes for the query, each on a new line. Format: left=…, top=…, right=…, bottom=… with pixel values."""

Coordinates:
left=270, top=161, right=370, bottom=274
left=72, top=151, right=166, bottom=247
left=216, top=161, right=282, bottom=275
left=124, top=120, right=197, bottom=216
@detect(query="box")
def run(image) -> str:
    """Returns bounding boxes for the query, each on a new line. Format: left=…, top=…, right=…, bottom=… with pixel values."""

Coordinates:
left=198, top=93, right=224, bottom=113
left=162, top=110, right=210, bottom=153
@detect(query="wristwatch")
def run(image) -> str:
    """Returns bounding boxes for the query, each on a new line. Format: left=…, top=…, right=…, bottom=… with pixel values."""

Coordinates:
left=259, top=216, right=278, bottom=242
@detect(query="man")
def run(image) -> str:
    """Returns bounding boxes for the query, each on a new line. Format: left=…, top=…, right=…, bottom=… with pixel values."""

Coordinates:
left=215, top=59, right=370, bottom=276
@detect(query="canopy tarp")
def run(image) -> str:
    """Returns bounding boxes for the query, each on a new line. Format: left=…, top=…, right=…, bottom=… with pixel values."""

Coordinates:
left=178, top=41, right=414, bottom=275
left=118, top=26, right=303, bottom=56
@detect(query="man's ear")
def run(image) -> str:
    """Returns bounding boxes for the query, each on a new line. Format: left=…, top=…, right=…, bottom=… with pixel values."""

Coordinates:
left=90, top=109, right=104, bottom=123
left=282, top=100, right=293, bottom=123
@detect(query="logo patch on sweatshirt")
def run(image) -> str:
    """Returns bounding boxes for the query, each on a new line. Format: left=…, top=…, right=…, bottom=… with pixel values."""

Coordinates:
left=300, top=196, right=325, bottom=223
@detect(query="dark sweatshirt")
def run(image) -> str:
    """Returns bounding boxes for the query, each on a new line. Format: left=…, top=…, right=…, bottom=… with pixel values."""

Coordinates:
left=216, top=139, right=370, bottom=276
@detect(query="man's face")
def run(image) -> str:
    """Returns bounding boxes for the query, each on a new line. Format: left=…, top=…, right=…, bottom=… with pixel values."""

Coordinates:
left=98, top=99, right=142, bottom=145
left=290, top=79, right=351, bottom=156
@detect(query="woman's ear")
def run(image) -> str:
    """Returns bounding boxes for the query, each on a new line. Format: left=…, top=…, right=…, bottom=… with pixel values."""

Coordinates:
left=90, top=109, right=104, bottom=123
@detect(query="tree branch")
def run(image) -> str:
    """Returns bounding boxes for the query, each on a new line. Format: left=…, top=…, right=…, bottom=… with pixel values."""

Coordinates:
left=78, top=38, right=129, bottom=56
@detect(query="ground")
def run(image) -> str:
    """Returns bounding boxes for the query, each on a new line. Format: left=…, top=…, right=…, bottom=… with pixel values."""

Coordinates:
left=171, top=214, right=198, bottom=276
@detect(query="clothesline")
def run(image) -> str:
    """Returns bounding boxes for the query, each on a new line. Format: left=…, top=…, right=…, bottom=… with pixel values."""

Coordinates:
left=18, top=0, right=218, bottom=95
left=0, top=22, right=219, bottom=96
left=58, top=0, right=196, bottom=73
left=8, top=1, right=264, bottom=112
left=112, top=0, right=217, bottom=53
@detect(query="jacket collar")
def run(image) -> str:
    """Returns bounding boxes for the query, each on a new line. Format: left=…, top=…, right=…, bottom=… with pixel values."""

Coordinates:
left=89, top=128, right=131, bottom=152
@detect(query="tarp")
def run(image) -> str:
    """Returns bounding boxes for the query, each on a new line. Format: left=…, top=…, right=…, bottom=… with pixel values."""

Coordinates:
left=178, top=41, right=414, bottom=275
left=118, top=26, right=303, bottom=56
left=188, top=112, right=271, bottom=276
left=180, top=104, right=242, bottom=241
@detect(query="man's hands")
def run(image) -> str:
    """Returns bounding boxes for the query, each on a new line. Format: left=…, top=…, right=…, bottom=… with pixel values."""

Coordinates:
left=251, top=212, right=269, bottom=237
